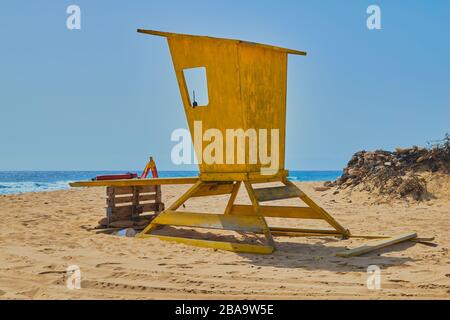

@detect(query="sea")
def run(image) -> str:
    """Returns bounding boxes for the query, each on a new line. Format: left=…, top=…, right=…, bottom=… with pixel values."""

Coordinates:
left=0, top=170, right=342, bottom=195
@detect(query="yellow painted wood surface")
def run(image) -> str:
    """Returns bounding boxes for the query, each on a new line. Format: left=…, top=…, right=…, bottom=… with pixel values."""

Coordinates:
left=199, top=170, right=288, bottom=182
left=137, top=29, right=307, bottom=56
left=152, top=210, right=268, bottom=233
left=137, top=29, right=305, bottom=179
left=69, top=177, right=199, bottom=188
left=191, top=182, right=235, bottom=197
left=229, top=205, right=322, bottom=219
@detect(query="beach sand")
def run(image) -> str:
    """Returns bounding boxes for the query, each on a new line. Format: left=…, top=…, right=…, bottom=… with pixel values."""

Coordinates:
left=0, top=182, right=449, bottom=299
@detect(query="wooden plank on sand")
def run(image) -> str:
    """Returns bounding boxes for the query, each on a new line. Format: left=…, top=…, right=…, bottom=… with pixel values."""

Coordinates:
left=336, top=232, right=417, bottom=258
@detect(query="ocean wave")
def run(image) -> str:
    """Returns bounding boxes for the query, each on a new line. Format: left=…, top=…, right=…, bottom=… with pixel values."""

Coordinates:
left=0, top=181, right=71, bottom=195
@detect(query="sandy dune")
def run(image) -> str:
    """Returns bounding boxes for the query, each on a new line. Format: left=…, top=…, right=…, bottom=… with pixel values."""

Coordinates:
left=0, top=182, right=449, bottom=299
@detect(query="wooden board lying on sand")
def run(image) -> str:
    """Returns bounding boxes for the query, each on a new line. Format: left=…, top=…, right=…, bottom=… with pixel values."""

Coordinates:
left=336, top=232, right=418, bottom=257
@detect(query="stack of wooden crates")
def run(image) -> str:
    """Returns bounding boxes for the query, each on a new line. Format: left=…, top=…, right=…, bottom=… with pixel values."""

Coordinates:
left=99, top=185, right=164, bottom=229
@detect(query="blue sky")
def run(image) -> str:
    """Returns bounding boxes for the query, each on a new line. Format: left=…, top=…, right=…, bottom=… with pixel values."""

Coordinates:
left=0, top=0, right=449, bottom=171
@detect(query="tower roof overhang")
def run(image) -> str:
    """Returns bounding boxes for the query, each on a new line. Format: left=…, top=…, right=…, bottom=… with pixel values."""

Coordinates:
left=137, top=29, right=307, bottom=56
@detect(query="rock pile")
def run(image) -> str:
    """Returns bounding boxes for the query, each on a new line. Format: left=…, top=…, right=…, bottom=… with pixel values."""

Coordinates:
left=326, top=134, right=450, bottom=201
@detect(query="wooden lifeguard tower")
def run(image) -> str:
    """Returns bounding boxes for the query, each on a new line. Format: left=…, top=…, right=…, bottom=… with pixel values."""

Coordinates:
left=133, top=29, right=351, bottom=253
left=70, top=29, right=425, bottom=256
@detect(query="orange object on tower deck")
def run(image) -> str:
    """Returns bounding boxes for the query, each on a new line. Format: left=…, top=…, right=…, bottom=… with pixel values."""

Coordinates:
left=141, top=157, right=159, bottom=179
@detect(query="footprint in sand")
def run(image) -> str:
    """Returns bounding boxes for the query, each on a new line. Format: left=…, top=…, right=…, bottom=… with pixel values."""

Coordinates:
left=389, top=279, right=410, bottom=283
left=95, top=262, right=121, bottom=268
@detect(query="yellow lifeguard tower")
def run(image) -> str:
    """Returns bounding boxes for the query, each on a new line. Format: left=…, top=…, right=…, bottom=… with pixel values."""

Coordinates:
left=133, top=29, right=349, bottom=253
left=71, top=29, right=423, bottom=256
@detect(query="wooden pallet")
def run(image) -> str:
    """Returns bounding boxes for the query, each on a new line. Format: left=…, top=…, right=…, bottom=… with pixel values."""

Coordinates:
left=103, top=185, right=164, bottom=227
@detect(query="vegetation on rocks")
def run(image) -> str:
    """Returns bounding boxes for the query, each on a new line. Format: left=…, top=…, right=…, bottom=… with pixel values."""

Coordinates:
left=326, top=134, right=450, bottom=201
